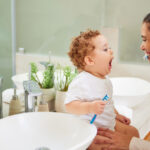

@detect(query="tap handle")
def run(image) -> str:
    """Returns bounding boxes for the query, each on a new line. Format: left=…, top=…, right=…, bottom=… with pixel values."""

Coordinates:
left=23, top=80, right=42, bottom=112
left=23, top=80, right=42, bottom=96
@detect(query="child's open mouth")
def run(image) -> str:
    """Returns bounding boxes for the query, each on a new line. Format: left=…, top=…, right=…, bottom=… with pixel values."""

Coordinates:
left=109, top=59, right=112, bottom=70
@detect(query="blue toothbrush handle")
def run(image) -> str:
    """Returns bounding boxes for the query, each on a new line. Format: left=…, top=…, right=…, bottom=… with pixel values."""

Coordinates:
left=90, top=94, right=109, bottom=124
left=90, top=114, right=97, bottom=124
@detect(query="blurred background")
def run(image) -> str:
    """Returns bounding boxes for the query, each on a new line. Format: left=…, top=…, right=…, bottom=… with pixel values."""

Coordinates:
left=0, top=0, right=150, bottom=89
left=1, top=0, right=150, bottom=139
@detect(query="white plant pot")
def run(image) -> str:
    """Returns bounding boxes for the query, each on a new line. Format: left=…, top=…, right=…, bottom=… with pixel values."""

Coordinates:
left=38, top=88, right=55, bottom=111
left=55, top=91, right=66, bottom=113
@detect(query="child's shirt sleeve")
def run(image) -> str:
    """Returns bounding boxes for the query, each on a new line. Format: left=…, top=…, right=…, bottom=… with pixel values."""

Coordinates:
left=65, top=77, right=87, bottom=104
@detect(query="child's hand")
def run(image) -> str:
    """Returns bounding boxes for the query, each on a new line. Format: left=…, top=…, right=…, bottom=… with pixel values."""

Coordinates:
left=89, top=100, right=107, bottom=114
left=116, top=114, right=131, bottom=125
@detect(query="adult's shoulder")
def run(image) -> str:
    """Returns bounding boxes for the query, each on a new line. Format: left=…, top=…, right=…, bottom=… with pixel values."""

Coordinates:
left=129, top=137, right=150, bottom=150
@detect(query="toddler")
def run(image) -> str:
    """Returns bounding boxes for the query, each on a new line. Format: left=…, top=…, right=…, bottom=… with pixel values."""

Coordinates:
left=65, top=30, right=139, bottom=149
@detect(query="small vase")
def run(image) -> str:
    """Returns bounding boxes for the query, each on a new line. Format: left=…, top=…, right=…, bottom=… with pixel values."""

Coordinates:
left=55, top=91, right=66, bottom=113
left=38, top=88, right=55, bottom=111
left=37, top=100, right=49, bottom=112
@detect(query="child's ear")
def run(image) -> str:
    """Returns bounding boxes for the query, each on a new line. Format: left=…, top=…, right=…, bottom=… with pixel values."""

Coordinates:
left=84, top=55, right=94, bottom=66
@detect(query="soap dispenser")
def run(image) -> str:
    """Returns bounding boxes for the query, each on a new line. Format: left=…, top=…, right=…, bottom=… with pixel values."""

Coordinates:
left=9, top=89, right=22, bottom=115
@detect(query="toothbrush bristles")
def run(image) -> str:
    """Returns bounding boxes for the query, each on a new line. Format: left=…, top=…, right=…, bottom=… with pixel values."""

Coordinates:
left=143, top=54, right=149, bottom=60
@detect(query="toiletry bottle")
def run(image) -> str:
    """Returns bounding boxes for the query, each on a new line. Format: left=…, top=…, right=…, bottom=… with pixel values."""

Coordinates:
left=9, top=89, right=22, bottom=115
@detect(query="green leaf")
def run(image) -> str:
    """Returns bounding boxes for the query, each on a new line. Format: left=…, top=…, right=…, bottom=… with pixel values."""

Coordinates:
left=42, top=64, right=54, bottom=88
left=54, top=65, right=78, bottom=91
left=30, top=62, right=38, bottom=74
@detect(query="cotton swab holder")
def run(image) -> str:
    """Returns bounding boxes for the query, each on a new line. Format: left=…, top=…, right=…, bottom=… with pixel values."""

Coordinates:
left=37, top=95, right=49, bottom=112
left=90, top=94, right=109, bottom=124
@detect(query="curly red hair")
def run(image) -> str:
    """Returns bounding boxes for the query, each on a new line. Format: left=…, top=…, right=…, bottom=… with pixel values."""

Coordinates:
left=68, top=29, right=100, bottom=69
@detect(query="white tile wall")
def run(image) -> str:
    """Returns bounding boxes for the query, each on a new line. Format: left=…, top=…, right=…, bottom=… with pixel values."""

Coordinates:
left=16, top=53, right=73, bottom=74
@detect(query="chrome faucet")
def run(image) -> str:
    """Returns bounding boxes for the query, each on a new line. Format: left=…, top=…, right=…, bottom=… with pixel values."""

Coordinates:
left=0, top=76, right=3, bottom=118
left=23, top=80, right=42, bottom=112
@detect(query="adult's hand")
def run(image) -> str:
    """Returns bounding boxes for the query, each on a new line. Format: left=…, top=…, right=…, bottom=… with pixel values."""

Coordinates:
left=116, top=114, right=131, bottom=125
left=93, top=134, right=113, bottom=145
left=96, top=128, right=132, bottom=150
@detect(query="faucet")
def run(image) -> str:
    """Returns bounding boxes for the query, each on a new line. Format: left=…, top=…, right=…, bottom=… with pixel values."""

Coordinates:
left=0, top=76, right=3, bottom=118
left=23, top=80, right=42, bottom=112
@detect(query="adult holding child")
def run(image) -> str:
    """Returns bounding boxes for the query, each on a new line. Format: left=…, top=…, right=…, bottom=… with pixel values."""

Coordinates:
left=94, top=13, right=150, bottom=150
left=65, top=28, right=139, bottom=150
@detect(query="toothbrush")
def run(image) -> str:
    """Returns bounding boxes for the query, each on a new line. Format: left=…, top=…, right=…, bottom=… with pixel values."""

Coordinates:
left=143, top=54, right=149, bottom=60
left=90, top=94, right=109, bottom=124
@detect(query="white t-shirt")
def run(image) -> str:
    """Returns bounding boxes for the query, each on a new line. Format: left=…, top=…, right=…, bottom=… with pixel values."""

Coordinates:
left=65, top=71, right=116, bottom=130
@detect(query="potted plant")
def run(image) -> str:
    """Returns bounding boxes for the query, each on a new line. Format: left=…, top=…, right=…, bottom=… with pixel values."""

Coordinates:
left=54, top=65, right=78, bottom=112
left=30, top=62, right=55, bottom=111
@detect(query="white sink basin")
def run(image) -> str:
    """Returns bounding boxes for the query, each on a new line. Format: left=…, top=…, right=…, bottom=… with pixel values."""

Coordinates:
left=0, top=112, right=96, bottom=150
left=110, top=77, right=150, bottom=107
left=11, top=73, right=28, bottom=89
left=11, top=72, right=43, bottom=89
left=110, top=77, right=150, bottom=138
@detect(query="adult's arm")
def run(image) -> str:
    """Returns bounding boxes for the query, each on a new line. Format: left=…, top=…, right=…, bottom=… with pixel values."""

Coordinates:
left=130, top=137, right=150, bottom=150
left=96, top=128, right=132, bottom=150
left=97, top=128, right=150, bottom=150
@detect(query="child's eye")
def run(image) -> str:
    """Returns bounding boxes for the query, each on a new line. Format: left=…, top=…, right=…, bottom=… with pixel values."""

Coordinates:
left=103, top=47, right=111, bottom=52
left=103, top=48, right=108, bottom=51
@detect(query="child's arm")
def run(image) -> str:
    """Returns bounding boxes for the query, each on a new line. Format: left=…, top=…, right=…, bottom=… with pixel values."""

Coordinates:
left=65, top=100, right=107, bottom=115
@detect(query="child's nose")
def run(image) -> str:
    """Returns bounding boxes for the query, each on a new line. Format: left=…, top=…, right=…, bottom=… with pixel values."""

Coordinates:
left=140, top=43, right=145, bottom=51
left=109, top=49, right=113, bottom=55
